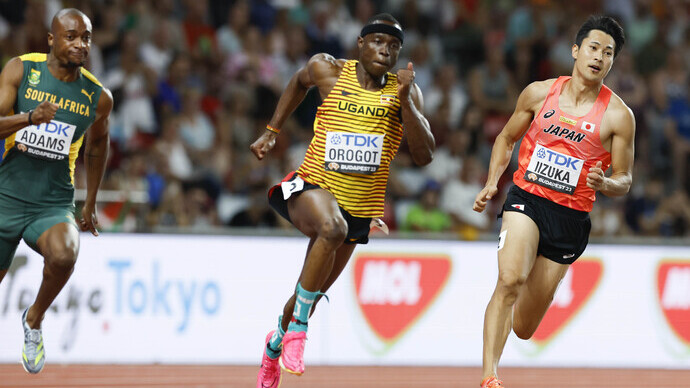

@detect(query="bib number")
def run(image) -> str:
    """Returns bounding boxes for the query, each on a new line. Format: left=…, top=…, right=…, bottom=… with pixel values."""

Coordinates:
left=524, top=144, right=584, bottom=194
left=14, top=117, right=77, bottom=161
left=324, top=131, right=384, bottom=175
left=281, top=176, right=305, bottom=200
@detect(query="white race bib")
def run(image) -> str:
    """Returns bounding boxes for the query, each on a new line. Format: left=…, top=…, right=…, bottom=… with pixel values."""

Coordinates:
left=280, top=175, right=305, bottom=200
left=324, top=132, right=384, bottom=175
left=14, top=118, right=76, bottom=161
left=524, top=144, right=584, bottom=194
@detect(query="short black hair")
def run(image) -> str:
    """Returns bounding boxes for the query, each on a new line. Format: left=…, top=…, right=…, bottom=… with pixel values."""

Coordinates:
left=366, top=13, right=401, bottom=28
left=574, top=15, right=625, bottom=58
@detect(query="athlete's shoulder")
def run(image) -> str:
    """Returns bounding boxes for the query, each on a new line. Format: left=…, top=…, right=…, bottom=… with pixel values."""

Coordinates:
left=18, top=53, right=47, bottom=63
left=1, top=57, right=25, bottom=86
left=97, top=86, right=113, bottom=113
left=604, top=89, right=635, bottom=129
left=307, top=53, right=346, bottom=73
left=518, top=79, right=556, bottom=110
left=79, top=67, right=103, bottom=88
left=304, top=53, right=346, bottom=86
left=524, top=78, right=557, bottom=98
left=605, top=88, right=632, bottom=114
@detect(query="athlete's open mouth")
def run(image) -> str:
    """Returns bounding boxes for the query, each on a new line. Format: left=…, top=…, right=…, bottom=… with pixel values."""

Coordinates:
left=589, top=65, right=601, bottom=71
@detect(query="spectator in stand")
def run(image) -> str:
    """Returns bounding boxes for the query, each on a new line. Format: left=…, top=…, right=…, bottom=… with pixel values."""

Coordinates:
left=425, top=64, right=469, bottom=132
left=403, top=180, right=452, bottom=232
left=626, top=178, right=690, bottom=237
left=441, top=155, right=490, bottom=239
left=217, top=0, right=250, bottom=57
left=305, top=1, right=343, bottom=57
left=178, top=87, right=216, bottom=157
left=228, top=184, right=278, bottom=228
left=102, top=30, right=158, bottom=149
left=182, top=0, right=218, bottom=62
left=154, top=117, right=194, bottom=182
left=140, top=17, right=176, bottom=78
left=155, top=52, right=197, bottom=117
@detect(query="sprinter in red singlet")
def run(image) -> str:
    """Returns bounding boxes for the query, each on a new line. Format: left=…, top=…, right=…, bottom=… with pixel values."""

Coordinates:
left=472, top=16, right=634, bottom=388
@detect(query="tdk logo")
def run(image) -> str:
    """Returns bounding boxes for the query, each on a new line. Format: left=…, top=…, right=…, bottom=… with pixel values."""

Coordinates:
left=35, top=122, right=71, bottom=136
left=537, top=148, right=580, bottom=170
left=337, top=133, right=379, bottom=148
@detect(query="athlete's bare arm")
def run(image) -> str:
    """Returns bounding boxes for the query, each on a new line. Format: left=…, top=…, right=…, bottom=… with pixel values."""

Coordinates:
left=397, top=62, right=434, bottom=166
left=0, top=58, right=59, bottom=139
left=473, top=80, right=554, bottom=213
left=250, top=53, right=345, bottom=160
left=79, top=87, right=112, bottom=236
left=586, top=95, right=635, bottom=196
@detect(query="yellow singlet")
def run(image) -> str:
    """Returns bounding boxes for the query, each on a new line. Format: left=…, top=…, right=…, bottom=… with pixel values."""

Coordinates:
left=296, top=60, right=404, bottom=218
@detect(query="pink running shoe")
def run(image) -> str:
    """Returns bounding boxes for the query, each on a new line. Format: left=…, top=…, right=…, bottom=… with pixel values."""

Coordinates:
left=279, top=331, right=307, bottom=375
left=256, top=331, right=282, bottom=388
left=480, top=376, right=505, bottom=388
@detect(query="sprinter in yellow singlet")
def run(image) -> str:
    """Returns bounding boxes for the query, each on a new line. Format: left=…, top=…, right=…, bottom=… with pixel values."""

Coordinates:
left=250, top=13, right=434, bottom=388
left=0, top=9, right=112, bottom=374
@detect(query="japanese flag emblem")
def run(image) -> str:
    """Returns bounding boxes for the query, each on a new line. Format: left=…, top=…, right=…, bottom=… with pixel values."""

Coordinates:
left=581, top=121, right=595, bottom=133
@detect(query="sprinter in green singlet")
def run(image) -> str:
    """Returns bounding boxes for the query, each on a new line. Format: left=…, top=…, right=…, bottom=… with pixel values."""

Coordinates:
left=0, top=8, right=112, bottom=374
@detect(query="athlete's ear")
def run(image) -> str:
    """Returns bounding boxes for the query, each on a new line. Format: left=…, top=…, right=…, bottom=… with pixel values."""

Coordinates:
left=571, top=44, right=579, bottom=60
left=47, top=32, right=54, bottom=49
left=357, top=36, right=364, bottom=50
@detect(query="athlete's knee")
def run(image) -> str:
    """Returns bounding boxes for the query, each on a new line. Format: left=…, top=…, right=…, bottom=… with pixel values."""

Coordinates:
left=317, top=216, right=348, bottom=244
left=496, top=269, right=527, bottom=303
left=44, top=244, right=78, bottom=271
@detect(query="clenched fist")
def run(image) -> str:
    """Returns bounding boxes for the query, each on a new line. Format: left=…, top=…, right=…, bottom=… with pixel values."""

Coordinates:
left=30, top=101, right=59, bottom=125
left=586, top=161, right=607, bottom=191
left=396, top=62, right=415, bottom=99
left=250, top=130, right=278, bottom=160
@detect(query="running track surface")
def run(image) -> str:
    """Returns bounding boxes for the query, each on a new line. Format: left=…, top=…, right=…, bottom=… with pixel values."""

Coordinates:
left=1, top=365, right=689, bottom=387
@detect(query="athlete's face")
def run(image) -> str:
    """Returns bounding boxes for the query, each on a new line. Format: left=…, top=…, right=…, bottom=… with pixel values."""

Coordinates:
left=572, top=29, right=615, bottom=83
left=49, top=14, right=92, bottom=68
left=357, top=22, right=402, bottom=77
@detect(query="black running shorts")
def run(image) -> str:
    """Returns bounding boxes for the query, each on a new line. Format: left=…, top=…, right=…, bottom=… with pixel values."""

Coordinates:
left=500, top=185, right=591, bottom=265
left=268, top=172, right=372, bottom=244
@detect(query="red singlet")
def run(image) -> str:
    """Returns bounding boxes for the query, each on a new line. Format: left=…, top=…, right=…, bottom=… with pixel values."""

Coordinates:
left=513, top=76, right=612, bottom=212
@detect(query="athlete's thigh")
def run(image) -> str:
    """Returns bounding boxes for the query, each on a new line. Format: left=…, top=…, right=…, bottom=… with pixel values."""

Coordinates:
left=287, top=188, right=344, bottom=237
left=35, top=222, right=80, bottom=259
left=497, top=211, right=540, bottom=280
left=23, top=208, right=80, bottom=257
left=0, top=200, right=25, bottom=270
left=0, top=239, right=20, bottom=271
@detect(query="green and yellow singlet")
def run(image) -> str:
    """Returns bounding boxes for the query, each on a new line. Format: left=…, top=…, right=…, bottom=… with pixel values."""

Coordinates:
left=296, top=60, right=404, bottom=218
left=0, top=53, right=103, bottom=206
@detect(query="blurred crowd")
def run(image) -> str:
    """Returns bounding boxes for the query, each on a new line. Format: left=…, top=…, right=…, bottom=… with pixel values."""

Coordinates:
left=0, top=0, right=688, bottom=238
